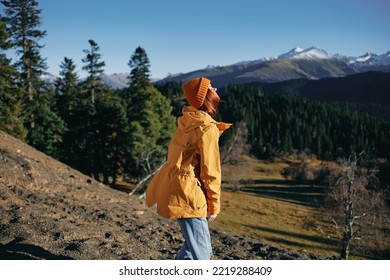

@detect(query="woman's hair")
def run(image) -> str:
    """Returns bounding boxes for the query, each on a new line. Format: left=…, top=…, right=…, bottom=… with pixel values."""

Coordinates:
left=199, top=88, right=220, bottom=118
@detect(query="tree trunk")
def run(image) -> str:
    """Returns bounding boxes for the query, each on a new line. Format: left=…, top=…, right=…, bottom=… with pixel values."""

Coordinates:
left=340, top=173, right=354, bottom=259
left=340, top=230, right=351, bottom=259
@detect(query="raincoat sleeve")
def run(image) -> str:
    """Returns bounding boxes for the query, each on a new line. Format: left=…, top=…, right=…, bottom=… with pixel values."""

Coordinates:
left=198, top=124, right=222, bottom=215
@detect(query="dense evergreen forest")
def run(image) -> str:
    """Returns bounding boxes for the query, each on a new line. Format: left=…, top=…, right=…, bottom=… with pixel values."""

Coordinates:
left=0, top=0, right=176, bottom=184
left=1, top=0, right=390, bottom=188
left=221, top=84, right=390, bottom=160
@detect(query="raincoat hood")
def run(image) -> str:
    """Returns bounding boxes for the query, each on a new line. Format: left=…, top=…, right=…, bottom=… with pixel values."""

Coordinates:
left=178, top=106, right=232, bottom=135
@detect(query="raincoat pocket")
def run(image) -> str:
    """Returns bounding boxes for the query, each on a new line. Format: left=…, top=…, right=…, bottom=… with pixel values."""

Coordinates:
left=174, top=174, right=207, bottom=213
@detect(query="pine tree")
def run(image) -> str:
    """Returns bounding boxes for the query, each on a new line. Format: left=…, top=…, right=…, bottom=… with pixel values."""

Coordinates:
left=94, top=93, right=129, bottom=184
left=0, top=20, right=25, bottom=138
left=55, top=57, right=80, bottom=119
left=81, top=39, right=105, bottom=104
left=126, top=86, right=176, bottom=177
left=54, top=57, right=81, bottom=162
left=1, top=0, right=46, bottom=106
left=127, top=46, right=150, bottom=92
left=1, top=0, right=66, bottom=156
left=126, top=47, right=175, bottom=177
left=75, top=39, right=107, bottom=178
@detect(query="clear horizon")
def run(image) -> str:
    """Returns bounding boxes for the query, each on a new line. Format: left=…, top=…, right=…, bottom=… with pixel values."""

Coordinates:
left=2, top=0, right=390, bottom=79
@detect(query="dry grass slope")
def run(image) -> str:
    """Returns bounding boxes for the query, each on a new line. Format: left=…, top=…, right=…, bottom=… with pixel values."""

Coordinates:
left=219, top=156, right=390, bottom=259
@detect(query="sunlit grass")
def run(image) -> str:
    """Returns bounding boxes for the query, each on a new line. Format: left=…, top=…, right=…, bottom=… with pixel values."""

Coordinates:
left=213, top=155, right=387, bottom=259
left=212, top=190, right=340, bottom=258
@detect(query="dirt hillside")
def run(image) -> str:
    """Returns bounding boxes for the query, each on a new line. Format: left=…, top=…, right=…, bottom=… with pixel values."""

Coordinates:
left=0, top=130, right=326, bottom=260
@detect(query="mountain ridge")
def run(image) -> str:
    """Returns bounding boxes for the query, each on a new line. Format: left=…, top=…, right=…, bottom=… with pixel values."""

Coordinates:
left=156, top=47, right=390, bottom=87
left=42, top=47, right=390, bottom=89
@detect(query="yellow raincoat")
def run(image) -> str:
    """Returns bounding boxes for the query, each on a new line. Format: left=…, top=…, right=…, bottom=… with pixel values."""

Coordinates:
left=145, top=106, right=231, bottom=219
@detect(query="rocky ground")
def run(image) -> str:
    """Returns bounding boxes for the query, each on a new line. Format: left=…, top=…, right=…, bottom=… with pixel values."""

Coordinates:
left=0, top=131, right=328, bottom=260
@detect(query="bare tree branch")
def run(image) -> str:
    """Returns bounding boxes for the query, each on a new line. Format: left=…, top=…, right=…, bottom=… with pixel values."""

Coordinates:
left=129, top=161, right=165, bottom=197
left=322, top=153, right=389, bottom=259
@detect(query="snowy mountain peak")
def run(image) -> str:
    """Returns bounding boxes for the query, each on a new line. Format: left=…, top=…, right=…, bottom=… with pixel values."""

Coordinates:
left=278, top=46, right=333, bottom=60
left=278, top=47, right=304, bottom=59
left=353, top=52, right=374, bottom=63
left=349, top=51, right=390, bottom=66
left=293, top=47, right=304, bottom=53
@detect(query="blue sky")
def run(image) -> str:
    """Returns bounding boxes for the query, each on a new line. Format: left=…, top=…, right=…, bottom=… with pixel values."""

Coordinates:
left=5, top=0, right=390, bottom=79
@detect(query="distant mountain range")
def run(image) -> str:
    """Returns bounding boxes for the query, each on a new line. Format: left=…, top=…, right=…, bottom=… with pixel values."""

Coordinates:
left=157, top=46, right=390, bottom=87
left=41, top=72, right=130, bottom=90
left=43, top=47, right=390, bottom=89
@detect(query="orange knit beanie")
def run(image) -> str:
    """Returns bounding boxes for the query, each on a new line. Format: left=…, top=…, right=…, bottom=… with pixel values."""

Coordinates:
left=182, top=77, right=211, bottom=109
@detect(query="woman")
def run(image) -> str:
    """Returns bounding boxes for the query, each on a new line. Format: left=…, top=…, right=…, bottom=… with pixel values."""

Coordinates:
left=145, top=77, right=231, bottom=260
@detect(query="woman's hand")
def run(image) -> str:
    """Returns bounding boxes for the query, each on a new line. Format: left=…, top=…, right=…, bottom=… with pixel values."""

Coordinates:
left=207, top=214, right=217, bottom=222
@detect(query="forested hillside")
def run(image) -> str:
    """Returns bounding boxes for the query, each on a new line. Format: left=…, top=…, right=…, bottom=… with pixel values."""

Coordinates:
left=220, top=84, right=390, bottom=161
left=255, top=71, right=390, bottom=107
left=0, top=1, right=175, bottom=185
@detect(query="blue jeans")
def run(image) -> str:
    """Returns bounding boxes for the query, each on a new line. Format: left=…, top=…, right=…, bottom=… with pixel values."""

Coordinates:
left=176, top=218, right=212, bottom=260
